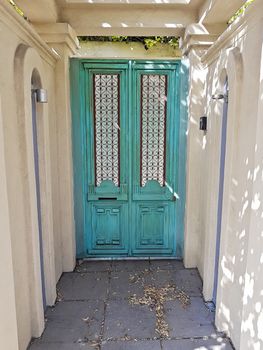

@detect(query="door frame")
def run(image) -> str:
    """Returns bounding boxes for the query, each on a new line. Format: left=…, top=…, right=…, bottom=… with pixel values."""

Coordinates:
left=70, top=58, right=188, bottom=259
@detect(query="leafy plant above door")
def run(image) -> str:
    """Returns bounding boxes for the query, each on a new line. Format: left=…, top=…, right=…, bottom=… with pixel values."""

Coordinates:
left=78, top=36, right=180, bottom=50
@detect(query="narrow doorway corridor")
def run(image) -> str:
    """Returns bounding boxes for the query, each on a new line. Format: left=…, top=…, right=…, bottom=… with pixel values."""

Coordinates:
left=29, top=260, right=233, bottom=350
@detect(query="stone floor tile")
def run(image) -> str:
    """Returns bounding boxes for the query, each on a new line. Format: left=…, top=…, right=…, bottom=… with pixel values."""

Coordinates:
left=75, top=260, right=112, bottom=273
left=164, top=298, right=216, bottom=338
left=28, top=261, right=229, bottom=350
left=109, top=271, right=145, bottom=299
left=173, top=269, right=203, bottom=296
left=104, top=299, right=156, bottom=339
left=149, top=259, right=184, bottom=271
left=29, top=342, right=95, bottom=350
left=57, top=272, right=109, bottom=300
left=162, top=337, right=234, bottom=350
left=101, top=340, right=161, bottom=350
left=143, top=269, right=174, bottom=287
left=112, top=260, right=151, bottom=272
left=40, top=301, right=104, bottom=343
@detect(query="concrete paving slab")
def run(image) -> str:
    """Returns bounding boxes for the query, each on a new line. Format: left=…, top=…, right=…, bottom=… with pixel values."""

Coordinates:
left=164, top=298, right=216, bottom=338
left=104, top=299, right=156, bottom=339
left=75, top=260, right=112, bottom=273
left=162, top=337, right=234, bottom=349
left=57, top=272, right=109, bottom=300
left=173, top=269, right=203, bottom=296
left=28, top=261, right=229, bottom=350
left=142, top=268, right=202, bottom=296
left=45, top=300, right=104, bottom=320
left=41, top=301, right=104, bottom=343
left=29, top=342, right=95, bottom=350
left=109, top=271, right=145, bottom=299
left=143, top=269, right=174, bottom=287
left=112, top=260, right=151, bottom=272
left=101, top=340, right=162, bottom=349
left=149, top=260, right=184, bottom=271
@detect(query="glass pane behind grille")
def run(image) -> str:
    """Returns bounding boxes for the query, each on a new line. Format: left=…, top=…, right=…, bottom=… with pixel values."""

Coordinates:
left=94, top=74, right=120, bottom=187
left=141, top=74, right=167, bottom=187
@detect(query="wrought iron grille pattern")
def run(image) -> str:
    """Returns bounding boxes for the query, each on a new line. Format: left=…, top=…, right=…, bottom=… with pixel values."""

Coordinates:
left=93, top=74, right=120, bottom=186
left=140, top=74, right=167, bottom=187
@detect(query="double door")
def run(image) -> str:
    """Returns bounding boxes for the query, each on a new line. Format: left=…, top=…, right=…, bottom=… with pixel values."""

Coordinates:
left=78, top=60, right=180, bottom=257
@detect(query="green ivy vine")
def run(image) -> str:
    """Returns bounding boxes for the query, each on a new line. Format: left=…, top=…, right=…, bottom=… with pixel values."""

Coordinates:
left=78, top=36, right=180, bottom=50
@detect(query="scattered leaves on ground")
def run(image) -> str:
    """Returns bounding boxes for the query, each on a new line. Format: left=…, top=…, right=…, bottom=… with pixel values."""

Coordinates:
left=129, top=284, right=190, bottom=338
left=129, top=268, right=152, bottom=284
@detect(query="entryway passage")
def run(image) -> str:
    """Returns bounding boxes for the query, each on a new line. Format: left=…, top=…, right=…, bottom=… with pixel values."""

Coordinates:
left=71, top=60, right=187, bottom=258
left=29, top=260, right=233, bottom=350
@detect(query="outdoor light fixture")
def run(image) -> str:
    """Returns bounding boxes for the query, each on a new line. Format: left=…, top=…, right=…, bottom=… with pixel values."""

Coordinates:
left=212, top=93, right=228, bottom=103
left=212, top=93, right=224, bottom=100
left=35, top=89, right=48, bottom=103
left=200, top=116, right=207, bottom=131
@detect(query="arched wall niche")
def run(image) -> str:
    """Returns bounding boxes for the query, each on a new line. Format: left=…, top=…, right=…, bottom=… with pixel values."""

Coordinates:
left=13, top=43, right=57, bottom=337
left=202, top=46, right=244, bottom=306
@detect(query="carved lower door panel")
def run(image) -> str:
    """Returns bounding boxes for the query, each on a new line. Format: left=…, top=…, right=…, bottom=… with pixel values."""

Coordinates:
left=84, top=61, right=178, bottom=257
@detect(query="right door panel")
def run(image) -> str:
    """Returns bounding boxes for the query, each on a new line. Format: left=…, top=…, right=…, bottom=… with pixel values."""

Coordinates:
left=131, top=62, right=179, bottom=256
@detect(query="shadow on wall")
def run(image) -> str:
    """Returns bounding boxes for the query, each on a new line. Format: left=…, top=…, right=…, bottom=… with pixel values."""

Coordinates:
left=210, top=38, right=263, bottom=348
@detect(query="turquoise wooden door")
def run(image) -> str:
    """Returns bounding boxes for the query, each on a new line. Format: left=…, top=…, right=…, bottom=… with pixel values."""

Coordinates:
left=71, top=59, right=186, bottom=258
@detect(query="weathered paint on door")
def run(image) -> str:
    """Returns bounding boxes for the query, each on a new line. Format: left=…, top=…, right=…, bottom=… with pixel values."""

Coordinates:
left=71, top=59, right=188, bottom=258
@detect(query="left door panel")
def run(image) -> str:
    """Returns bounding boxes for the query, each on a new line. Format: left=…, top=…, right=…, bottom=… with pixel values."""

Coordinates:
left=84, top=62, right=129, bottom=256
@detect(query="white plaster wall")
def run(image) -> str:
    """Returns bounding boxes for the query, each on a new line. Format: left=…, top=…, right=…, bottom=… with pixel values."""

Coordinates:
left=184, top=48, right=207, bottom=272
left=186, top=2, right=263, bottom=348
left=0, top=24, right=33, bottom=348
left=0, top=8, right=64, bottom=349
left=215, top=22, right=263, bottom=348
left=0, top=95, right=20, bottom=350
left=239, top=41, right=263, bottom=348
left=77, top=41, right=181, bottom=59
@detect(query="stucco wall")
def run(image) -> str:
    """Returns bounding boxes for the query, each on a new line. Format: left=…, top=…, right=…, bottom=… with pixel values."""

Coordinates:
left=77, top=41, right=181, bottom=59
left=0, top=4, right=65, bottom=348
left=186, top=1, right=263, bottom=348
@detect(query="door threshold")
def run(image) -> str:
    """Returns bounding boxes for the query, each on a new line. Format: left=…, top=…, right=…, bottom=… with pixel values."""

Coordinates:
left=79, top=257, right=182, bottom=261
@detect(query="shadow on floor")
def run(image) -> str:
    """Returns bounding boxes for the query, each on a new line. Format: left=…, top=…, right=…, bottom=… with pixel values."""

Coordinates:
left=28, top=260, right=233, bottom=350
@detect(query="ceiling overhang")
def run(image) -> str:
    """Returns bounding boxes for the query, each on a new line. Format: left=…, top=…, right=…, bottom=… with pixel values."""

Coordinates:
left=59, top=4, right=198, bottom=36
left=14, top=0, right=246, bottom=39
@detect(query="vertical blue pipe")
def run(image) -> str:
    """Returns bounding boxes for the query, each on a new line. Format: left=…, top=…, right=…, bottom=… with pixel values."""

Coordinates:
left=213, top=78, right=229, bottom=304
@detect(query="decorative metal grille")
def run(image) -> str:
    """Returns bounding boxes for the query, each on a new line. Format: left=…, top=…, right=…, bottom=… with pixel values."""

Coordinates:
left=140, top=74, right=167, bottom=187
left=94, top=74, right=120, bottom=187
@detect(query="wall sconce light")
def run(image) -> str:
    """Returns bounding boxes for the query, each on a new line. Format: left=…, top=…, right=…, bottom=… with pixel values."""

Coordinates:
left=35, top=89, right=48, bottom=103
left=212, top=93, right=228, bottom=103
left=200, top=116, right=207, bottom=131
